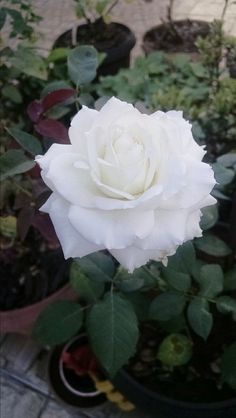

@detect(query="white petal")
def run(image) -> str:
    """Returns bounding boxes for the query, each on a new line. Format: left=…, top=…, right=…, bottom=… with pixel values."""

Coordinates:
left=69, top=106, right=98, bottom=154
left=35, top=144, right=73, bottom=171
left=136, top=209, right=189, bottom=250
left=185, top=210, right=202, bottom=240
left=97, top=96, right=139, bottom=126
left=68, top=205, right=155, bottom=249
left=110, top=246, right=172, bottom=273
left=40, top=194, right=103, bottom=258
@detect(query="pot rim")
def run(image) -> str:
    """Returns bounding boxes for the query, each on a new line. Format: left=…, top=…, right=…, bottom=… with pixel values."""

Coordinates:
left=59, top=334, right=101, bottom=398
left=116, top=369, right=236, bottom=410
left=0, top=282, right=74, bottom=317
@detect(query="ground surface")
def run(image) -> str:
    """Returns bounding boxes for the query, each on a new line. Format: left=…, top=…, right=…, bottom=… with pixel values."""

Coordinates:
left=1, top=1, right=236, bottom=417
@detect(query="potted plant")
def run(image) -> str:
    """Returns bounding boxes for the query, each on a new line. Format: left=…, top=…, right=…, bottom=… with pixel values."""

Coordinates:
left=48, top=333, right=107, bottom=408
left=53, top=0, right=136, bottom=76
left=30, top=90, right=235, bottom=416
left=142, top=0, right=211, bottom=56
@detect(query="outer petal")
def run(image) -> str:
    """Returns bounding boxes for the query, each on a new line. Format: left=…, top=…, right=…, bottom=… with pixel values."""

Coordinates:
left=40, top=194, right=103, bottom=258
left=110, top=246, right=175, bottom=273
left=136, top=208, right=190, bottom=250
left=68, top=205, right=155, bottom=249
left=96, top=96, right=139, bottom=126
left=69, top=106, right=98, bottom=154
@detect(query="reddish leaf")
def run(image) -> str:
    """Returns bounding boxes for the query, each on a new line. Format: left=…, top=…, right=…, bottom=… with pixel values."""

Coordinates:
left=14, top=193, right=31, bottom=210
left=32, top=212, right=60, bottom=248
left=35, top=118, right=69, bottom=143
left=27, top=100, right=44, bottom=122
left=42, top=89, right=75, bottom=112
left=27, top=164, right=41, bottom=178
left=17, top=206, right=36, bottom=240
left=61, top=344, right=99, bottom=376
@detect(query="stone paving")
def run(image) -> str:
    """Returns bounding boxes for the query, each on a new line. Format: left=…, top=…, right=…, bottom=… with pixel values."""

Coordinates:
left=1, top=1, right=236, bottom=417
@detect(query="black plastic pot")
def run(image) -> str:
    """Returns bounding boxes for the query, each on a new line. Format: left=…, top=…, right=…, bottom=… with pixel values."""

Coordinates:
left=142, top=20, right=210, bottom=55
left=53, top=21, right=136, bottom=76
left=113, top=369, right=236, bottom=418
left=48, top=334, right=107, bottom=409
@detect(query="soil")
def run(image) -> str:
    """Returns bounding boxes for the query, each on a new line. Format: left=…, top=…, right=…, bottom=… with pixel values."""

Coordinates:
left=0, top=231, right=69, bottom=311
left=54, top=19, right=128, bottom=52
left=127, top=315, right=236, bottom=403
left=143, top=20, right=210, bottom=54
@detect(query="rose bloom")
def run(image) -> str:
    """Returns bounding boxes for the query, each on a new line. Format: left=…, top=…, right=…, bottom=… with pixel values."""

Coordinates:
left=36, top=97, right=216, bottom=272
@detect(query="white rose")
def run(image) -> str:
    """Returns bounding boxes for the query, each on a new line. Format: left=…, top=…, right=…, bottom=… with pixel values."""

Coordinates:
left=36, top=97, right=216, bottom=272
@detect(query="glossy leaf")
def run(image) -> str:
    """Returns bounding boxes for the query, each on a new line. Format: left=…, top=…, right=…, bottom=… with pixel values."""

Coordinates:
left=195, top=234, right=232, bottom=257
left=70, top=261, right=104, bottom=302
left=187, top=298, right=213, bottom=340
left=41, top=88, right=75, bottom=112
left=35, top=118, right=69, bottom=143
left=212, top=162, right=235, bottom=186
left=2, top=85, right=22, bottom=103
left=167, top=241, right=196, bottom=275
left=68, top=45, right=99, bottom=85
left=33, top=301, right=83, bottom=345
left=87, top=292, right=138, bottom=376
left=200, top=205, right=218, bottom=230
left=149, top=292, right=186, bottom=321
left=199, top=264, right=223, bottom=298
left=10, top=47, right=48, bottom=80
left=0, top=150, right=35, bottom=181
left=7, top=128, right=43, bottom=156
left=27, top=100, right=44, bottom=123
left=162, top=268, right=191, bottom=292
left=78, top=252, right=115, bottom=283
left=216, top=296, right=236, bottom=314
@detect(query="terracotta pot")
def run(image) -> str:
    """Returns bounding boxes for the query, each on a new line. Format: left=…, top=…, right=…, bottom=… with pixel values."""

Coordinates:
left=0, top=283, right=77, bottom=336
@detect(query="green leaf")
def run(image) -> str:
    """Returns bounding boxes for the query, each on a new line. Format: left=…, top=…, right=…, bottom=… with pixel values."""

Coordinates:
left=149, top=292, right=186, bottom=322
left=33, top=301, right=83, bottom=345
left=78, top=252, right=115, bottom=282
left=221, top=343, right=236, bottom=390
left=41, top=81, right=72, bottom=98
left=187, top=298, right=213, bottom=340
left=124, top=292, right=150, bottom=321
left=195, top=234, right=232, bottom=257
left=10, top=47, right=48, bottom=80
left=167, top=242, right=196, bottom=276
left=87, top=292, right=139, bottom=376
left=199, top=264, right=223, bottom=298
left=47, top=48, right=69, bottom=62
left=7, top=128, right=42, bottom=156
left=216, top=296, right=236, bottom=314
left=0, top=150, right=35, bottom=181
left=163, top=268, right=191, bottom=292
left=2, top=85, right=22, bottom=103
left=70, top=261, right=104, bottom=302
left=67, top=45, right=99, bottom=85
left=115, top=267, right=149, bottom=292
left=217, top=153, right=236, bottom=169
left=200, top=205, right=218, bottom=230
left=224, top=267, right=236, bottom=290
left=212, top=162, right=235, bottom=186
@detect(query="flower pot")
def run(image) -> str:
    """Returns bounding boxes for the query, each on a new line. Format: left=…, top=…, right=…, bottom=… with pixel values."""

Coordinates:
left=113, top=369, right=236, bottom=418
left=53, top=20, right=136, bottom=76
left=142, top=20, right=210, bottom=56
left=48, top=334, right=107, bottom=409
left=0, top=283, right=77, bottom=336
